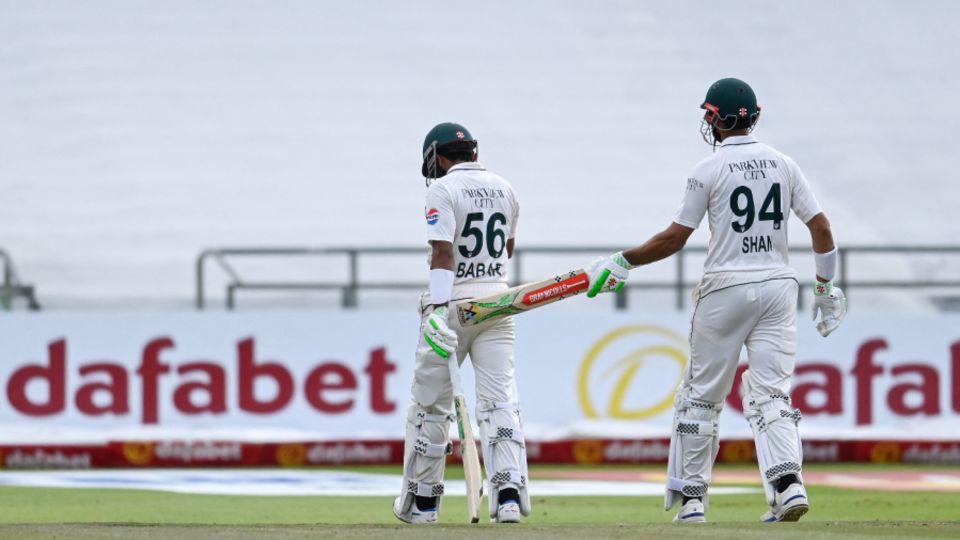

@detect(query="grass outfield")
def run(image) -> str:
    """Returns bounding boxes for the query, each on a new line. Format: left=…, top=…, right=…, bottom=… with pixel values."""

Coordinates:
left=0, top=465, right=957, bottom=539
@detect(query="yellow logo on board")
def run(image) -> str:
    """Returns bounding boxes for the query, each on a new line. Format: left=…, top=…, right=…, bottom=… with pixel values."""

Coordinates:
left=571, top=440, right=605, bottom=464
left=578, top=325, right=688, bottom=420
left=123, top=442, right=155, bottom=466
left=276, top=443, right=307, bottom=467
left=869, top=442, right=902, bottom=464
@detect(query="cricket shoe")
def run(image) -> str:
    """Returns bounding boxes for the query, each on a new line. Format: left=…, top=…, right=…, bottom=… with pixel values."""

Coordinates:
left=760, top=483, right=809, bottom=523
left=672, top=499, right=706, bottom=523
left=493, top=500, right=522, bottom=523
left=392, top=496, right=438, bottom=524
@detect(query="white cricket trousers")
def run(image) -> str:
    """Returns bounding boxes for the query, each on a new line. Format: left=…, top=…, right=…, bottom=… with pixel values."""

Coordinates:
left=411, top=286, right=520, bottom=417
left=684, top=277, right=799, bottom=404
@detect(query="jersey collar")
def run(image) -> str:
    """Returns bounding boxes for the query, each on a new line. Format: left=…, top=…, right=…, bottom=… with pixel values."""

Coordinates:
left=447, top=162, right=485, bottom=172
left=720, top=134, right=758, bottom=147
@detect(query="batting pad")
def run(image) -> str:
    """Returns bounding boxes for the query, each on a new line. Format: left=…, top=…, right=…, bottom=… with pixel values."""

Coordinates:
left=665, top=396, right=721, bottom=511
left=741, top=369, right=804, bottom=506
left=398, top=404, right=452, bottom=517
left=477, top=400, right=531, bottom=517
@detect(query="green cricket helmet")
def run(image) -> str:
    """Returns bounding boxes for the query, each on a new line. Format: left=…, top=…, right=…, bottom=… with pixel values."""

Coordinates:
left=700, top=78, right=761, bottom=146
left=421, top=122, right=478, bottom=185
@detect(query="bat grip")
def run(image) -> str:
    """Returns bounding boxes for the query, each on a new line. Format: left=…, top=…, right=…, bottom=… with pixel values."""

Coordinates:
left=447, top=354, right=466, bottom=395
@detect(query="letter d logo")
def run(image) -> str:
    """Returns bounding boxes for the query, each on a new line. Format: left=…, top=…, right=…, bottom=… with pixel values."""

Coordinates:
left=578, top=326, right=688, bottom=420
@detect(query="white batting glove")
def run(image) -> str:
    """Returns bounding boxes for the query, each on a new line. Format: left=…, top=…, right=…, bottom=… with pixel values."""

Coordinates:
left=812, top=281, right=847, bottom=337
left=586, top=251, right=631, bottom=298
left=423, top=306, right=458, bottom=358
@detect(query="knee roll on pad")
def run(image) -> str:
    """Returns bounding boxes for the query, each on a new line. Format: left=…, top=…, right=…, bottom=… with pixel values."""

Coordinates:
left=665, top=397, right=721, bottom=511
left=398, top=405, right=452, bottom=516
left=477, top=400, right=530, bottom=518
left=741, top=370, right=804, bottom=506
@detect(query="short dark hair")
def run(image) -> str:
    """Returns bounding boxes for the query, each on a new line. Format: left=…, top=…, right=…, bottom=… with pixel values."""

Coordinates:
left=437, top=142, right=477, bottom=163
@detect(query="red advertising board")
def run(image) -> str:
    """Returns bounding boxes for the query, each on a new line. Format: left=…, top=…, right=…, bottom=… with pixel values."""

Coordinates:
left=1, top=311, right=958, bottom=468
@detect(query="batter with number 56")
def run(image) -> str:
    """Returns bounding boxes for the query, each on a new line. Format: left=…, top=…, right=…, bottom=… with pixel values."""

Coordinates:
left=393, top=123, right=529, bottom=525
left=585, top=78, right=847, bottom=524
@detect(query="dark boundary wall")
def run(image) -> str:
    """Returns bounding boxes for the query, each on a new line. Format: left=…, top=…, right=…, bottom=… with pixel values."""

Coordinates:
left=2, top=438, right=958, bottom=469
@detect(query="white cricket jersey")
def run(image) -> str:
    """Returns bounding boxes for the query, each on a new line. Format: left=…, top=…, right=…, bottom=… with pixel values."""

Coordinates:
left=424, top=162, right=519, bottom=287
left=674, top=134, right=822, bottom=279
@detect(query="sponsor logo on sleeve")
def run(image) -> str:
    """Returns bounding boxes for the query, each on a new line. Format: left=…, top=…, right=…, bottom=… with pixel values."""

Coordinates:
left=426, top=208, right=439, bottom=225
left=686, top=178, right=704, bottom=192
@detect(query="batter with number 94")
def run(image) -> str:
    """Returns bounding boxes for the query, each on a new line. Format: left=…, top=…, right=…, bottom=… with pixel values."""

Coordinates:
left=393, top=122, right=529, bottom=525
left=585, top=78, right=847, bottom=524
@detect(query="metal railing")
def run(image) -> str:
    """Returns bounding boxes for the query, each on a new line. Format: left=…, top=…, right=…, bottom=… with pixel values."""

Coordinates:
left=195, top=245, right=960, bottom=310
left=195, top=247, right=427, bottom=310
left=0, top=249, right=41, bottom=311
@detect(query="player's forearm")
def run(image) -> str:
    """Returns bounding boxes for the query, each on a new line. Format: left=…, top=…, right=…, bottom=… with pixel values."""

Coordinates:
left=622, top=226, right=690, bottom=267
left=623, top=236, right=682, bottom=266
left=806, top=213, right=836, bottom=282
left=806, top=213, right=835, bottom=254
left=430, top=248, right=455, bottom=270
left=430, top=240, right=455, bottom=271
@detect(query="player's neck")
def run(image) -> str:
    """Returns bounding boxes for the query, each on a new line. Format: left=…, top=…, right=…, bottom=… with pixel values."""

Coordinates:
left=717, top=129, right=752, bottom=142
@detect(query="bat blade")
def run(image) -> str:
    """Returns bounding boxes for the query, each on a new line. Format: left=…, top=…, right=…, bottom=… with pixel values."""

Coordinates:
left=456, top=268, right=589, bottom=327
left=454, top=394, right=483, bottom=523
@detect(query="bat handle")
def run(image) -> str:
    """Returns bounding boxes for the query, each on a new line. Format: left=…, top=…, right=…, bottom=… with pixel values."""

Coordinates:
left=447, top=354, right=465, bottom=395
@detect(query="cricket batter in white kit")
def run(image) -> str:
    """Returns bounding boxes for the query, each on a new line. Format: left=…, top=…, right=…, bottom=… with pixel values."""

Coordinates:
left=586, top=78, right=847, bottom=523
left=393, top=122, right=530, bottom=524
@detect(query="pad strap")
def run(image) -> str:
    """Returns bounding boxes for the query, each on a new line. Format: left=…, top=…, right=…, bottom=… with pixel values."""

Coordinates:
left=764, top=461, right=802, bottom=481
left=675, top=420, right=717, bottom=436
left=759, top=408, right=803, bottom=429
left=677, top=398, right=723, bottom=412
left=490, top=425, right=525, bottom=445
left=415, top=437, right=453, bottom=459
left=667, top=476, right=708, bottom=498
left=747, top=394, right=802, bottom=432
left=407, top=480, right=445, bottom=498
left=746, top=393, right=792, bottom=408
left=409, top=408, right=451, bottom=426
left=490, top=470, right=526, bottom=487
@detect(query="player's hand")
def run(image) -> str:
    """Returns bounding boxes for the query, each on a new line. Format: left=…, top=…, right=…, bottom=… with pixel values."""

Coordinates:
left=811, top=281, right=847, bottom=337
left=586, top=252, right=631, bottom=298
left=423, top=306, right=458, bottom=358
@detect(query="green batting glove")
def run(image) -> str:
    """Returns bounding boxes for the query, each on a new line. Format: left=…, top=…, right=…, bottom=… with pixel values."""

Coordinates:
left=586, top=252, right=632, bottom=298
left=423, top=306, right=458, bottom=358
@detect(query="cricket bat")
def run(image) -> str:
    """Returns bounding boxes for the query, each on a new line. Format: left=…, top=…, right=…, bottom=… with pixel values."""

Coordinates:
left=448, top=354, right=483, bottom=523
left=455, top=268, right=589, bottom=327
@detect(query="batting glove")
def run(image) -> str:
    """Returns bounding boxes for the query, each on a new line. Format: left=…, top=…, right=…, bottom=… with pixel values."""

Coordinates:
left=811, top=281, right=847, bottom=337
left=423, top=306, right=458, bottom=358
left=586, top=252, right=631, bottom=298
